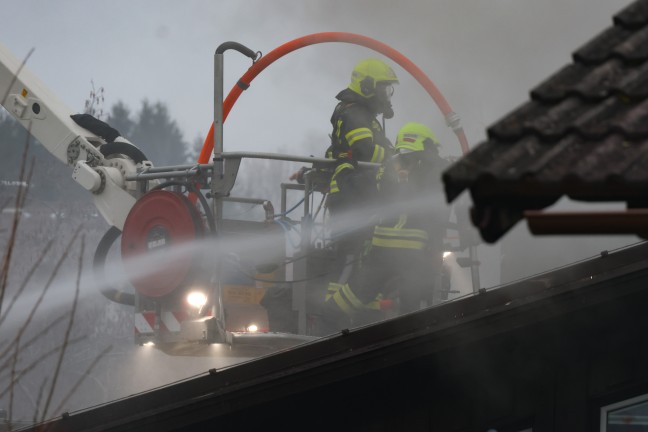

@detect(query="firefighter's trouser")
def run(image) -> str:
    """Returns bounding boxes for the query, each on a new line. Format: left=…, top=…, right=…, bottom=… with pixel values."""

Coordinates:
left=355, top=223, right=438, bottom=314
left=358, top=245, right=429, bottom=313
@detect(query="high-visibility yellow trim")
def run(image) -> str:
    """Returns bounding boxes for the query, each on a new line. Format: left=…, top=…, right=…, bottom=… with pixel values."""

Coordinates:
left=395, top=214, right=407, bottom=230
left=333, top=295, right=353, bottom=315
left=336, top=119, right=343, bottom=141
left=376, top=166, right=385, bottom=181
left=326, top=282, right=363, bottom=316
left=329, top=162, right=354, bottom=194
left=365, top=294, right=384, bottom=310
left=340, top=283, right=364, bottom=309
left=370, top=145, right=385, bottom=163
left=329, top=282, right=353, bottom=314
left=371, top=237, right=426, bottom=250
left=333, top=162, right=354, bottom=177
left=373, top=226, right=429, bottom=240
left=326, top=283, right=340, bottom=302
left=345, top=127, right=372, bottom=146
left=371, top=225, right=428, bottom=250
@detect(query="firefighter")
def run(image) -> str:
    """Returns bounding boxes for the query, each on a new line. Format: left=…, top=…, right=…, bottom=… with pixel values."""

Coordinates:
left=318, top=58, right=400, bottom=328
left=325, top=57, right=399, bottom=239
left=326, top=122, right=450, bottom=322
left=290, top=57, right=398, bottom=185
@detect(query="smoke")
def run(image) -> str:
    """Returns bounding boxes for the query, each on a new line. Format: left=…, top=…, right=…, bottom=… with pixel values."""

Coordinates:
left=212, top=0, right=637, bottom=289
left=0, top=222, right=292, bottom=422
left=1, top=0, right=630, bottom=158
left=236, top=0, right=630, bottom=153
left=0, top=0, right=640, bottom=422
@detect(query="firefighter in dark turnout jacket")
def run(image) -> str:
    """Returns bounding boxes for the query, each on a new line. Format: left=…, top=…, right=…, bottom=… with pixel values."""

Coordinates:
left=326, top=58, right=399, bottom=247
left=322, top=59, right=399, bottom=325
left=326, top=122, right=450, bottom=319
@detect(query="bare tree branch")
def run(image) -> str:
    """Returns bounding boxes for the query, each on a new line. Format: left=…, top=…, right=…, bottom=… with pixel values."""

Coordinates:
left=0, top=196, right=11, bottom=213
left=41, top=234, right=85, bottom=422
left=0, top=336, right=85, bottom=400
left=0, top=195, right=9, bottom=232
left=52, top=345, right=113, bottom=416
left=0, top=238, right=54, bottom=328
left=16, top=381, right=38, bottom=420
left=0, top=123, right=33, bottom=317
left=33, top=376, right=49, bottom=426
left=0, top=225, right=81, bottom=361
left=0, top=311, right=68, bottom=367
left=9, top=332, right=19, bottom=425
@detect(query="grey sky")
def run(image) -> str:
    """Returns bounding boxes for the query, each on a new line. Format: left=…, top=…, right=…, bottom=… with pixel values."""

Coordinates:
left=0, top=0, right=631, bottom=158
left=0, top=0, right=640, bottom=417
left=1, top=0, right=638, bottom=289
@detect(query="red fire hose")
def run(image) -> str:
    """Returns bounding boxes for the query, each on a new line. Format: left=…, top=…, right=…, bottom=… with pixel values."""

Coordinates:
left=197, top=31, right=469, bottom=164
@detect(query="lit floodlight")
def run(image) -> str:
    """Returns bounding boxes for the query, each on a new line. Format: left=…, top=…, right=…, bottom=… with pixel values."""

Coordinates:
left=187, top=291, right=208, bottom=308
left=443, top=251, right=452, bottom=259
left=142, top=341, right=155, bottom=347
left=246, top=324, right=259, bottom=333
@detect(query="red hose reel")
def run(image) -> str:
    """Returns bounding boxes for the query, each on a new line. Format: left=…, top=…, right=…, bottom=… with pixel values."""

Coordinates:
left=121, top=190, right=204, bottom=298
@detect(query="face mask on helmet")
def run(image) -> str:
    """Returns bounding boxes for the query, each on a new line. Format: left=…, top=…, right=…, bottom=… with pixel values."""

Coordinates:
left=370, top=82, right=396, bottom=118
left=395, top=151, right=421, bottom=170
left=395, top=138, right=438, bottom=167
left=376, top=83, right=394, bottom=102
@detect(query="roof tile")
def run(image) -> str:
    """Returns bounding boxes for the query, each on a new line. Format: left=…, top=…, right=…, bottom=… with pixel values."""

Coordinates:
left=614, top=24, right=648, bottom=62
left=614, top=0, right=648, bottom=28
left=442, top=0, right=648, bottom=241
left=573, top=26, right=635, bottom=64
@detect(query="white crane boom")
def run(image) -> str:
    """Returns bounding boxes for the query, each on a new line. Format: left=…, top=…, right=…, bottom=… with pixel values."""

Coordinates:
left=0, top=42, right=148, bottom=230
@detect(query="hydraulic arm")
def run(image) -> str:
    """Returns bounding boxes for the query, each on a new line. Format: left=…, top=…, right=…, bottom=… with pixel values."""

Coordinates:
left=0, top=42, right=150, bottom=230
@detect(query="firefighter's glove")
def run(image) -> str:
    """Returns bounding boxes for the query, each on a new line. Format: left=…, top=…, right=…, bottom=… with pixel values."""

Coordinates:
left=289, top=166, right=308, bottom=184
left=397, top=169, right=409, bottom=183
left=365, top=294, right=394, bottom=311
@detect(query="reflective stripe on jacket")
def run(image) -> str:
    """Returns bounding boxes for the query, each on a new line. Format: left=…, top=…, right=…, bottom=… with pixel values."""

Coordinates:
left=329, top=162, right=355, bottom=194
left=371, top=217, right=429, bottom=251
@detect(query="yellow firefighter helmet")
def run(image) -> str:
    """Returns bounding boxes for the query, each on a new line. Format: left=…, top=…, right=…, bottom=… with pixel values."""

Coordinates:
left=348, top=58, right=399, bottom=98
left=395, top=122, right=439, bottom=154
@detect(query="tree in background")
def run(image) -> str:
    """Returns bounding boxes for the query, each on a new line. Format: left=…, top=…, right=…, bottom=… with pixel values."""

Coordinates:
left=113, top=100, right=188, bottom=167
left=105, top=101, right=135, bottom=139
left=0, top=111, right=87, bottom=204
left=0, top=89, right=193, bottom=425
left=0, top=113, right=25, bottom=180
left=83, top=81, right=105, bottom=120
left=185, top=135, right=206, bottom=165
left=1, top=97, right=190, bottom=204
